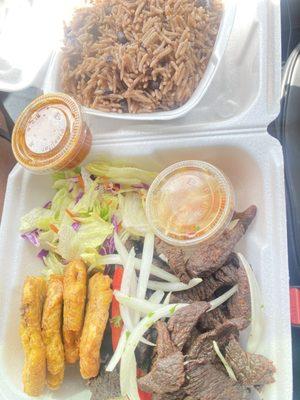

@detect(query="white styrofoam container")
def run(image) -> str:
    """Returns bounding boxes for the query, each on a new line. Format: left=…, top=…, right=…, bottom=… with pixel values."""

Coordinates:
left=0, top=0, right=292, bottom=400
left=0, top=131, right=292, bottom=400
left=43, top=0, right=236, bottom=121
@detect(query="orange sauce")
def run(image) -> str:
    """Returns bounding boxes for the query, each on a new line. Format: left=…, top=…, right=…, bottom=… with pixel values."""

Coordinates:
left=12, top=93, right=91, bottom=173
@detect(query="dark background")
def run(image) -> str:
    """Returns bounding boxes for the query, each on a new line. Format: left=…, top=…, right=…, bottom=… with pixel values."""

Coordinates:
left=279, top=1, right=300, bottom=399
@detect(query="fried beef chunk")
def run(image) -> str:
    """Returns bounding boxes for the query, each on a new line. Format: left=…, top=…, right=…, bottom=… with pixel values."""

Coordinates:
left=170, top=261, right=238, bottom=304
left=186, top=205, right=257, bottom=277
left=167, top=302, right=210, bottom=350
left=187, top=320, right=239, bottom=362
left=138, top=351, right=185, bottom=394
left=224, top=337, right=276, bottom=386
left=155, top=237, right=191, bottom=283
left=155, top=206, right=257, bottom=282
left=184, top=361, right=251, bottom=400
left=138, top=321, right=185, bottom=394
left=227, top=261, right=251, bottom=330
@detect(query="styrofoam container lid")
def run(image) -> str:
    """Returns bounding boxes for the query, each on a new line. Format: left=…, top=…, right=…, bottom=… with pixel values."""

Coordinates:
left=43, top=0, right=236, bottom=121
left=0, top=0, right=77, bottom=92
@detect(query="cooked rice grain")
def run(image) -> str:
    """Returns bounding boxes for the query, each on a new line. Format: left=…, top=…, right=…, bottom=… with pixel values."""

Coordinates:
left=61, top=0, right=222, bottom=113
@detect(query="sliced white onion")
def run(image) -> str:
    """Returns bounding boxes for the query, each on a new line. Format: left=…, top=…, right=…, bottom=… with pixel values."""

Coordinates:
left=115, top=291, right=163, bottom=315
left=106, top=328, right=127, bottom=372
left=120, top=303, right=188, bottom=399
left=208, top=284, right=238, bottom=311
left=120, top=248, right=136, bottom=331
left=137, top=232, right=155, bottom=301
left=113, top=232, right=179, bottom=282
left=237, top=253, right=264, bottom=353
left=114, top=232, right=130, bottom=264
left=163, top=292, right=172, bottom=305
left=121, top=353, right=139, bottom=400
left=147, top=277, right=202, bottom=292
left=130, top=268, right=139, bottom=326
left=213, top=340, right=237, bottom=381
left=149, top=290, right=165, bottom=304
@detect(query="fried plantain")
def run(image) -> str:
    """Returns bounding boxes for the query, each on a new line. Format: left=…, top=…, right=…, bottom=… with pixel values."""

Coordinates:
left=80, top=273, right=112, bottom=379
left=63, top=260, right=87, bottom=363
left=20, top=276, right=47, bottom=396
left=42, top=275, right=64, bottom=390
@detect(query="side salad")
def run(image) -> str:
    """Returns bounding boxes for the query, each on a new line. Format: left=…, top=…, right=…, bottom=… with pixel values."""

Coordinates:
left=20, top=162, right=157, bottom=277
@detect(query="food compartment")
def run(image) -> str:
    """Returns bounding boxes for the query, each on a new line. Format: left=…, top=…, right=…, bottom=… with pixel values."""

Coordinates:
left=0, top=131, right=291, bottom=400
left=43, top=0, right=279, bottom=129
left=44, top=0, right=236, bottom=120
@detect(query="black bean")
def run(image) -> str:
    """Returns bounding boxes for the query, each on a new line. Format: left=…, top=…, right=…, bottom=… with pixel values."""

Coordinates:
left=103, top=89, right=113, bottom=95
left=106, top=55, right=113, bottom=63
left=105, top=5, right=112, bottom=15
left=195, top=0, right=210, bottom=8
left=119, top=99, right=128, bottom=112
left=117, top=31, right=128, bottom=45
left=149, top=79, right=160, bottom=90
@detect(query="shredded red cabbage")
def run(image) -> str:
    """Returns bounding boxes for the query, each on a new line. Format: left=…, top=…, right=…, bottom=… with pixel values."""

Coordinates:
left=43, top=200, right=52, bottom=209
left=132, top=183, right=150, bottom=190
left=21, top=229, right=40, bottom=247
left=72, top=221, right=81, bottom=231
left=112, top=215, right=119, bottom=232
left=37, top=249, right=49, bottom=263
left=99, top=236, right=115, bottom=255
left=75, top=191, right=84, bottom=204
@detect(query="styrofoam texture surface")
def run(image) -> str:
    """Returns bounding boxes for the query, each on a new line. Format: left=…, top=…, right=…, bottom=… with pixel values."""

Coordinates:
left=43, top=0, right=236, bottom=121
left=43, top=0, right=280, bottom=132
left=0, top=131, right=292, bottom=400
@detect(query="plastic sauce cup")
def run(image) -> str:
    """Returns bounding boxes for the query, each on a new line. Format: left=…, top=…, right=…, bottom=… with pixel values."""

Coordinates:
left=12, top=93, right=92, bottom=174
left=146, top=160, right=235, bottom=247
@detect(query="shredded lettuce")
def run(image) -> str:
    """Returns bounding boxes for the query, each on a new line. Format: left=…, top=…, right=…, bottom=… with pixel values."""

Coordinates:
left=85, top=162, right=157, bottom=185
left=57, top=217, right=113, bottom=260
left=39, top=230, right=58, bottom=252
left=42, top=251, right=65, bottom=279
left=20, top=208, right=54, bottom=232
left=119, top=192, right=150, bottom=236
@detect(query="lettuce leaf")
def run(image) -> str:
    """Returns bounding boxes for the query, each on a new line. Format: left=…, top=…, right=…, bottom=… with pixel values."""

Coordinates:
left=39, top=230, right=58, bottom=252
left=20, top=208, right=54, bottom=232
left=85, top=162, right=157, bottom=185
left=57, top=217, right=113, bottom=260
left=119, top=192, right=151, bottom=236
left=42, top=251, right=65, bottom=279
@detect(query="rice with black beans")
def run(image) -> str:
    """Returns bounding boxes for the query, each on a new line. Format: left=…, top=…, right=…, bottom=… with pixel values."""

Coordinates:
left=61, top=0, right=222, bottom=113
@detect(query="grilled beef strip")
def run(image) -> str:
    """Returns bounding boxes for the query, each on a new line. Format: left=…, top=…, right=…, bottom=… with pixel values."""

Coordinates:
left=167, top=302, right=210, bottom=350
left=155, top=237, right=191, bottom=283
left=138, top=351, right=185, bottom=394
left=184, top=361, right=251, bottom=400
left=224, top=336, right=276, bottom=386
left=138, top=321, right=185, bottom=394
left=186, top=205, right=257, bottom=277
left=170, top=260, right=238, bottom=304
left=227, top=260, right=251, bottom=330
left=187, top=320, right=239, bottom=362
left=154, top=206, right=256, bottom=282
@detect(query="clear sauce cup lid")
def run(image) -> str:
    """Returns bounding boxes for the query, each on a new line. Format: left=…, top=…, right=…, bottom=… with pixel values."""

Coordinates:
left=146, top=160, right=235, bottom=246
left=12, top=93, right=92, bottom=174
